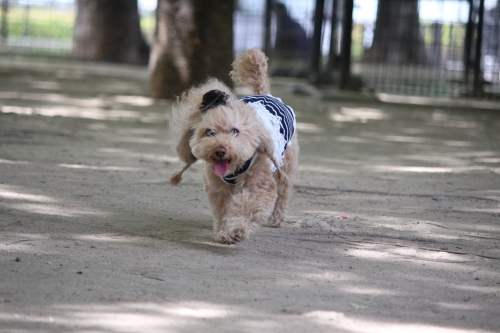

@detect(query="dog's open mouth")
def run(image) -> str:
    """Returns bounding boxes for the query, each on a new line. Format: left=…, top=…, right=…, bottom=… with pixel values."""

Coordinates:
left=213, top=158, right=230, bottom=175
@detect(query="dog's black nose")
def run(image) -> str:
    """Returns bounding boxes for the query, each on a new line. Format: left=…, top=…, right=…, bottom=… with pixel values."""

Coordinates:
left=215, top=147, right=226, bottom=158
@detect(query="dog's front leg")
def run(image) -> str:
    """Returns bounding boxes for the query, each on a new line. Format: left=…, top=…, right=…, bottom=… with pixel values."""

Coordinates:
left=205, top=186, right=235, bottom=244
left=213, top=217, right=235, bottom=244
left=215, top=216, right=256, bottom=244
left=215, top=188, right=277, bottom=244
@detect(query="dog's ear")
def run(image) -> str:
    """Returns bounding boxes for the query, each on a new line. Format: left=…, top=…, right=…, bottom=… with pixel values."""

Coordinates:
left=176, top=128, right=197, bottom=165
left=169, top=125, right=197, bottom=186
left=171, top=103, right=202, bottom=165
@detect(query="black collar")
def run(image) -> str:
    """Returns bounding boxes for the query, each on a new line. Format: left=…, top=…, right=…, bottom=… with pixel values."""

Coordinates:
left=220, top=153, right=257, bottom=185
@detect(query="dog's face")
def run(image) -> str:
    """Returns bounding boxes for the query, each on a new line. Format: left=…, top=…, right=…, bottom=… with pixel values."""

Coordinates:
left=189, top=101, right=270, bottom=176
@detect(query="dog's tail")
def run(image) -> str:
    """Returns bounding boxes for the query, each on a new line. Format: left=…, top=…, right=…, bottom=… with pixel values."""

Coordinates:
left=230, top=48, right=270, bottom=95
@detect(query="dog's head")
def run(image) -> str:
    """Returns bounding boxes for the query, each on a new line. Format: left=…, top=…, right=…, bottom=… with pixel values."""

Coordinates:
left=189, top=89, right=274, bottom=176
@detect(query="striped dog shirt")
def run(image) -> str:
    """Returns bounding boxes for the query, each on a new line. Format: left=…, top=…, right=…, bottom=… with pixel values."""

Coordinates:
left=240, top=94, right=296, bottom=171
left=221, top=94, right=296, bottom=185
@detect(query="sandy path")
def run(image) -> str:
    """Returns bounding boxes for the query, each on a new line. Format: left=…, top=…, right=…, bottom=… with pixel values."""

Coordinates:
left=1, top=60, right=499, bottom=332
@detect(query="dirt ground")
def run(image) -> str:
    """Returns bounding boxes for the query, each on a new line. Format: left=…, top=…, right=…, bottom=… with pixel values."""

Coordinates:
left=0, top=59, right=499, bottom=333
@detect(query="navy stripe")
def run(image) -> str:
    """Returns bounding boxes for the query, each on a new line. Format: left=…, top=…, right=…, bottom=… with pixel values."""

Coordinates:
left=240, top=95, right=295, bottom=156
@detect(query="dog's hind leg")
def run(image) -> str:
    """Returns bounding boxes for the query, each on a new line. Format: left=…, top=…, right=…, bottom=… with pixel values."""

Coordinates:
left=269, top=133, right=299, bottom=227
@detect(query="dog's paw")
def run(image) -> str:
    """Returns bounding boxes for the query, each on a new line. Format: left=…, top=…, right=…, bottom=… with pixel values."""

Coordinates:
left=229, top=225, right=249, bottom=243
left=214, top=231, right=235, bottom=245
left=229, top=221, right=258, bottom=242
left=268, top=213, right=283, bottom=228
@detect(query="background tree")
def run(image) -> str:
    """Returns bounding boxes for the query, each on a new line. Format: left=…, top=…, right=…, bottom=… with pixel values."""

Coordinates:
left=364, top=0, right=427, bottom=64
left=149, top=0, right=234, bottom=99
left=72, top=0, right=150, bottom=65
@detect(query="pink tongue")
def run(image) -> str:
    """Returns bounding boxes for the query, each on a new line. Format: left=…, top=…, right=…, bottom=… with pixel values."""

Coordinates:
left=214, top=159, right=229, bottom=175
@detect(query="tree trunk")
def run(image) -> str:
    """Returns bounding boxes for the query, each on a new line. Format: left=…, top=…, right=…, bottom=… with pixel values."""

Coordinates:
left=364, top=0, right=427, bottom=64
left=72, top=0, right=149, bottom=65
left=149, top=0, right=234, bottom=99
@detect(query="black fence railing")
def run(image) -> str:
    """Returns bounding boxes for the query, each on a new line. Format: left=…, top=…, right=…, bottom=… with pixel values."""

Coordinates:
left=350, top=0, right=500, bottom=99
left=237, top=0, right=500, bottom=100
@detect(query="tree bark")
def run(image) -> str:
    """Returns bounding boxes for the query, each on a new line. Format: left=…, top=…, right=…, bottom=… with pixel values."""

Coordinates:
left=72, top=0, right=149, bottom=65
left=364, top=0, right=427, bottom=64
left=149, top=0, right=234, bottom=99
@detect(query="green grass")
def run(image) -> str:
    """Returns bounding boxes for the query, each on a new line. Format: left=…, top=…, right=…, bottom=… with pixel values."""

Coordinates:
left=1, top=6, right=156, bottom=40
left=141, top=13, right=156, bottom=38
left=422, top=22, right=466, bottom=48
left=351, top=24, right=365, bottom=61
left=2, top=6, right=75, bottom=39
left=350, top=22, right=467, bottom=62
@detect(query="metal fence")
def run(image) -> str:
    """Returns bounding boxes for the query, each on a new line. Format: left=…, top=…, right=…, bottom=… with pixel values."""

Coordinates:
left=236, top=0, right=500, bottom=100
left=0, top=0, right=75, bottom=58
left=236, top=0, right=316, bottom=77
left=1, top=0, right=499, bottom=100
left=350, top=0, right=500, bottom=99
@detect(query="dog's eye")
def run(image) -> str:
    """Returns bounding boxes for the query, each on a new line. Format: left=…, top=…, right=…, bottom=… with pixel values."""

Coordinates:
left=231, top=128, right=239, bottom=136
left=206, top=128, right=215, bottom=137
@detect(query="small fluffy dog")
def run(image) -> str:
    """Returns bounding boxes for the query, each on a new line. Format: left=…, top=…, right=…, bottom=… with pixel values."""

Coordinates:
left=169, top=48, right=299, bottom=244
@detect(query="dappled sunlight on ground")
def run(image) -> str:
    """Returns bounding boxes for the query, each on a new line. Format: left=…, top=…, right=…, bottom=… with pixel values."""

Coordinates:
left=72, top=234, right=142, bottom=243
left=0, top=71, right=169, bottom=123
left=1, top=104, right=168, bottom=123
left=298, top=270, right=360, bottom=283
left=336, top=136, right=373, bottom=144
left=99, top=148, right=179, bottom=163
left=377, top=93, right=500, bottom=112
left=369, top=134, right=428, bottom=144
left=296, top=122, right=324, bottom=133
left=348, top=246, right=475, bottom=265
left=298, top=164, right=349, bottom=174
left=0, top=184, right=54, bottom=203
left=0, top=184, right=106, bottom=218
left=0, top=302, right=234, bottom=333
left=476, top=157, right=500, bottom=163
left=401, top=154, right=476, bottom=165
left=58, top=163, right=142, bottom=171
left=454, top=207, right=500, bottom=215
left=329, top=107, right=388, bottom=123
left=2, top=300, right=496, bottom=333
left=305, top=310, right=496, bottom=333
left=428, top=111, right=480, bottom=129
left=337, top=286, right=401, bottom=296
left=369, top=165, right=495, bottom=173
left=451, top=285, right=500, bottom=294
left=1, top=61, right=499, bottom=332
left=0, top=159, right=30, bottom=165
left=7, top=202, right=100, bottom=217
left=1, top=233, right=51, bottom=248
left=437, top=301, right=483, bottom=310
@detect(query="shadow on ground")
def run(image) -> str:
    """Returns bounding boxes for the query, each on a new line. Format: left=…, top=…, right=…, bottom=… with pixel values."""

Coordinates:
left=0, top=59, right=499, bottom=333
